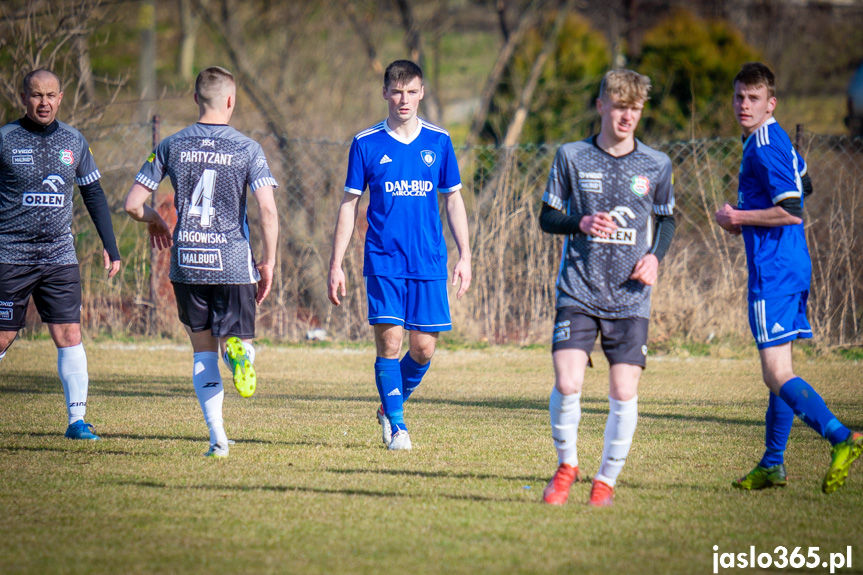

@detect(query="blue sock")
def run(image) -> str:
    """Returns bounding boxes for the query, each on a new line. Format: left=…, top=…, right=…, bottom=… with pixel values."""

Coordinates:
left=375, top=357, right=405, bottom=430
left=759, top=391, right=794, bottom=467
left=779, top=377, right=849, bottom=446
left=401, top=353, right=430, bottom=402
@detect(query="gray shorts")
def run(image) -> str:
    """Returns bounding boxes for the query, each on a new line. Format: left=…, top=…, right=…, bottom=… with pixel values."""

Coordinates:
left=552, top=307, right=649, bottom=368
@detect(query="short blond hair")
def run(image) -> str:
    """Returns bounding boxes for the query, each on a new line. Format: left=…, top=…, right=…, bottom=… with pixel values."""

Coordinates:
left=598, top=69, right=651, bottom=105
left=195, top=66, right=235, bottom=107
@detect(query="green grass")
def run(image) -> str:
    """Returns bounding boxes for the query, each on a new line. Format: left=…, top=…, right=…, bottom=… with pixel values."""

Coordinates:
left=1, top=341, right=861, bottom=574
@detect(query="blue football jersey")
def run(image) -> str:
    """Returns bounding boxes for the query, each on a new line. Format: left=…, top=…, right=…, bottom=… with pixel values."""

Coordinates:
left=737, top=117, right=811, bottom=298
left=345, top=119, right=461, bottom=280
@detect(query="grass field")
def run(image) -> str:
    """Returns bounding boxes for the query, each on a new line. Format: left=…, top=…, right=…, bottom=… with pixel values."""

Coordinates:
left=1, top=340, right=861, bottom=575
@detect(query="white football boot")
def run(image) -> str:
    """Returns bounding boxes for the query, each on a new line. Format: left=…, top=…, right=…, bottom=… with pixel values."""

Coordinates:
left=388, top=429, right=412, bottom=451
left=376, top=405, right=392, bottom=446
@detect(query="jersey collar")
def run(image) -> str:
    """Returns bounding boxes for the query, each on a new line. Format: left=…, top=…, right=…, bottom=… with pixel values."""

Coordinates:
left=742, top=116, right=776, bottom=148
left=384, top=118, right=423, bottom=145
left=19, top=115, right=59, bottom=136
left=591, top=134, right=639, bottom=159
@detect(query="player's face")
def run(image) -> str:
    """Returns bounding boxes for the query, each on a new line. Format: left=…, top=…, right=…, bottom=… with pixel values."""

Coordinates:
left=21, top=73, right=63, bottom=126
left=733, top=82, right=776, bottom=137
left=597, top=94, right=644, bottom=144
left=384, top=77, right=424, bottom=124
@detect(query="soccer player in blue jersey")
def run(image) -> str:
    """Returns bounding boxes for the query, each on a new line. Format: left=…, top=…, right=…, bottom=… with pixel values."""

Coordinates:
left=0, top=69, right=121, bottom=440
left=715, top=62, right=862, bottom=493
left=327, top=60, right=472, bottom=451
left=125, top=66, right=279, bottom=457
left=538, top=69, right=676, bottom=507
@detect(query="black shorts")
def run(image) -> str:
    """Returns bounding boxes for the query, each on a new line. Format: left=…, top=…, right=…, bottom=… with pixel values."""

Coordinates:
left=172, top=282, right=257, bottom=339
left=0, top=263, right=82, bottom=330
left=551, top=307, right=649, bottom=368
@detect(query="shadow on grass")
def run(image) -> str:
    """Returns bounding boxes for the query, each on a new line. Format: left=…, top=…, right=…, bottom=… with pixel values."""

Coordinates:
left=112, top=478, right=536, bottom=503
left=0, top=444, right=136, bottom=456
left=325, top=466, right=548, bottom=483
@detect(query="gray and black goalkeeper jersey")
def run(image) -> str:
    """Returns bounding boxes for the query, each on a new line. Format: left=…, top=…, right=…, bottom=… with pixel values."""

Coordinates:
left=135, top=123, right=277, bottom=285
left=0, top=120, right=101, bottom=265
left=542, top=136, right=674, bottom=319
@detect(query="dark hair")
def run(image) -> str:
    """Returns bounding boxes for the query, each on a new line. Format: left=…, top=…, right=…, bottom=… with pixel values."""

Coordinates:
left=22, top=69, right=61, bottom=93
left=195, top=66, right=235, bottom=106
left=733, top=62, right=775, bottom=98
left=384, top=60, right=423, bottom=89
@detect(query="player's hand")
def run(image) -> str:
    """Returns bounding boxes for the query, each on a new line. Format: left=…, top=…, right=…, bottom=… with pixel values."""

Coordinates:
left=103, top=249, right=121, bottom=279
left=327, top=266, right=346, bottom=306
left=255, top=262, right=273, bottom=305
left=452, top=257, right=472, bottom=299
left=714, top=203, right=742, bottom=235
left=147, top=216, right=173, bottom=250
left=579, top=213, right=618, bottom=238
left=630, top=253, right=659, bottom=286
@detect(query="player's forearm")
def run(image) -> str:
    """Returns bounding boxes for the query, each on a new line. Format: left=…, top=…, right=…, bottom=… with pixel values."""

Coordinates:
left=258, top=204, right=279, bottom=266
left=731, top=205, right=802, bottom=227
left=444, top=191, right=472, bottom=261
left=539, top=202, right=581, bottom=235
left=79, top=180, right=120, bottom=261
left=124, top=183, right=156, bottom=222
left=329, top=195, right=359, bottom=269
left=649, top=213, right=676, bottom=263
left=252, top=186, right=278, bottom=265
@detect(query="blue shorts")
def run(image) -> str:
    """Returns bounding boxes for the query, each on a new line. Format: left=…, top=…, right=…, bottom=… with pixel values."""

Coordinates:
left=365, top=275, right=451, bottom=332
left=748, top=291, right=813, bottom=349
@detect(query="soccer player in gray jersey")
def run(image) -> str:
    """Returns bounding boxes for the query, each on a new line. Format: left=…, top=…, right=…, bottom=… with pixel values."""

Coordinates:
left=125, top=66, right=278, bottom=458
left=0, top=69, right=121, bottom=441
left=539, top=69, right=676, bottom=507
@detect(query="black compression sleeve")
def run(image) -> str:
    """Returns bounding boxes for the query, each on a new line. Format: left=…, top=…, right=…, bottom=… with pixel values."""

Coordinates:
left=539, top=203, right=581, bottom=235
left=79, top=180, right=121, bottom=261
left=777, top=196, right=803, bottom=219
left=649, top=213, right=676, bottom=263
left=801, top=174, right=813, bottom=199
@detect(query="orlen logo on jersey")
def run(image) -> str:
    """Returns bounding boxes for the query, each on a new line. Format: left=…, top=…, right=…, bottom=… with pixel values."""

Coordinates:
left=60, top=149, right=74, bottom=166
left=587, top=205, right=637, bottom=245
left=630, top=175, right=650, bottom=197
left=178, top=248, right=224, bottom=271
left=384, top=180, right=433, bottom=197
left=23, top=175, right=66, bottom=207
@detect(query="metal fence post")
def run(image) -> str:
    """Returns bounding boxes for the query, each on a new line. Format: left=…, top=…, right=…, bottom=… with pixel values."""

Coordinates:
left=149, top=114, right=160, bottom=336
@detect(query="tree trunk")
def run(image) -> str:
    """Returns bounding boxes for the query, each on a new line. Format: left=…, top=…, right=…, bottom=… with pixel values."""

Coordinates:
left=138, top=0, right=157, bottom=122
left=394, top=0, right=442, bottom=124
left=177, top=0, right=205, bottom=80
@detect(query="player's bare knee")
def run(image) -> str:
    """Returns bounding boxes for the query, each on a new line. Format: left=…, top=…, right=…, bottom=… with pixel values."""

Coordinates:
left=48, top=323, right=82, bottom=348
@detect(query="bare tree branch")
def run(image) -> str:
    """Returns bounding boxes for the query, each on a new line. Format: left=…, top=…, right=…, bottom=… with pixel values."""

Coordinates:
left=339, top=0, right=383, bottom=75
left=502, top=0, right=574, bottom=147
left=463, top=3, right=540, bottom=148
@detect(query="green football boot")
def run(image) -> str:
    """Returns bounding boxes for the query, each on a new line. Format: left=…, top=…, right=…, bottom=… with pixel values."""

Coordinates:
left=732, top=464, right=787, bottom=490
left=225, top=336, right=256, bottom=398
left=822, top=432, right=863, bottom=494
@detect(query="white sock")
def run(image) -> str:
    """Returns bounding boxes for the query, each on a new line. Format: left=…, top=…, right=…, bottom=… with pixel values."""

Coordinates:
left=595, top=396, right=638, bottom=487
left=193, top=352, right=228, bottom=446
left=550, top=388, right=581, bottom=467
left=222, top=340, right=255, bottom=369
left=0, top=349, right=6, bottom=363
left=58, top=343, right=88, bottom=425
left=243, top=341, right=255, bottom=364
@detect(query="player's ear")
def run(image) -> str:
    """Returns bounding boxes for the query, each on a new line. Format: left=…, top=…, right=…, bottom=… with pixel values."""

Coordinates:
left=194, top=93, right=199, bottom=106
left=418, top=84, right=424, bottom=100
left=766, top=96, right=777, bottom=114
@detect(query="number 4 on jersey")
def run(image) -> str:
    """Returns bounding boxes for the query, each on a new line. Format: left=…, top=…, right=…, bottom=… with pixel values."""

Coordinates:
left=189, top=169, right=217, bottom=227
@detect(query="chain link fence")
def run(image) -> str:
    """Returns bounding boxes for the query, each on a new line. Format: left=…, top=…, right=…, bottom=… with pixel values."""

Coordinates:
left=42, top=122, right=862, bottom=350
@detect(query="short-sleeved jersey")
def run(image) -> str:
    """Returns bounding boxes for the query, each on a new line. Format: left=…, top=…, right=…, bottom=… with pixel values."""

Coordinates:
left=345, top=119, right=461, bottom=280
left=135, top=123, right=277, bottom=285
left=0, top=120, right=100, bottom=265
left=737, top=117, right=810, bottom=298
left=542, top=136, right=675, bottom=319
